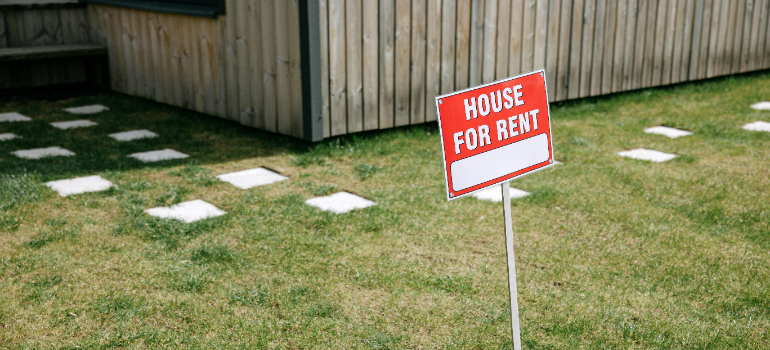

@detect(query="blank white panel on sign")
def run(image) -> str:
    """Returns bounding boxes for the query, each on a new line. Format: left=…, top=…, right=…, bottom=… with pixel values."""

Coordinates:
left=451, top=133, right=550, bottom=192
left=644, top=126, right=693, bottom=138
left=46, top=175, right=113, bottom=197
left=13, top=146, right=75, bottom=159
left=742, top=121, right=770, bottom=132
left=51, top=120, right=98, bottom=130
left=0, top=133, right=19, bottom=141
left=305, top=192, right=376, bottom=214
left=64, top=105, right=109, bottom=114
left=109, top=130, right=159, bottom=141
left=472, top=185, right=530, bottom=202
left=217, top=167, right=288, bottom=189
left=129, top=149, right=189, bottom=162
left=750, top=102, right=770, bottom=110
left=145, top=199, right=226, bottom=223
left=618, top=148, right=677, bottom=162
left=0, top=112, right=31, bottom=122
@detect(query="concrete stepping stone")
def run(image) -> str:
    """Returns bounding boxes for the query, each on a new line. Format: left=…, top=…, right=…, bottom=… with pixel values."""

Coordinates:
left=305, top=192, right=376, bottom=214
left=0, top=112, right=31, bottom=122
left=51, top=119, right=98, bottom=130
left=472, top=186, right=530, bottom=202
left=742, top=121, right=770, bottom=132
left=644, top=126, right=693, bottom=138
left=129, top=148, right=189, bottom=162
left=145, top=199, right=226, bottom=223
left=64, top=104, right=109, bottom=114
left=13, top=146, right=75, bottom=159
left=618, top=148, right=677, bottom=162
left=216, top=167, right=288, bottom=189
left=45, top=175, right=113, bottom=197
left=109, top=129, right=158, bottom=141
left=750, top=102, right=770, bottom=110
left=0, top=133, right=19, bottom=141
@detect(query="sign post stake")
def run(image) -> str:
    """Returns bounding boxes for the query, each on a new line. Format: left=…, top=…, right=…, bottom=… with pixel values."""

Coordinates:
left=501, top=181, right=522, bottom=350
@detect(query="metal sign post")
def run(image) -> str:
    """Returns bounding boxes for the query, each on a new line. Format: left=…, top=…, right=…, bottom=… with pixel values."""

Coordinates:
left=501, top=181, right=521, bottom=350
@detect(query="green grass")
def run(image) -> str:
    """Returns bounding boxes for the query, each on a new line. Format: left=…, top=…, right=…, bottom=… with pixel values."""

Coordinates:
left=1, top=72, right=770, bottom=348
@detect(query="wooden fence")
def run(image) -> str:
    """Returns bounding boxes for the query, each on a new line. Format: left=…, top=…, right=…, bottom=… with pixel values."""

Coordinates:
left=85, top=1, right=307, bottom=139
left=0, top=2, right=91, bottom=88
left=319, top=0, right=770, bottom=137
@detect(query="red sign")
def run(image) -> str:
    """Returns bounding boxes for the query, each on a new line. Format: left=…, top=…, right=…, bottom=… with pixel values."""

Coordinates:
left=436, top=69, right=554, bottom=200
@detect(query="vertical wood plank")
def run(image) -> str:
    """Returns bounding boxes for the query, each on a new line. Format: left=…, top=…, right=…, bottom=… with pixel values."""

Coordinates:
left=379, top=0, right=396, bottom=128
left=235, top=0, right=252, bottom=124
left=120, top=9, right=135, bottom=95
left=590, top=0, right=606, bottom=96
left=288, top=0, right=304, bottom=137
left=455, top=0, right=471, bottom=89
left=670, top=0, right=687, bottom=84
left=494, top=0, right=511, bottom=79
left=425, top=0, right=442, bottom=121
left=200, top=17, right=217, bottom=116
left=276, top=0, right=294, bottom=135
left=440, top=0, right=457, bottom=94
left=157, top=11, right=173, bottom=104
left=533, top=0, right=548, bottom=71
left=130, top=10, right=146, bottom=98
left=567, top=0, right=583, bottom=99
left=363, top=0, right=380, bottom=129
left=722, top=0, right=737, bottom=74
left=651, top=0, right=666, bottom=86
left=611, top=0, right=627, bottom=92
left=556, top=0, right=572, bottom=100
left=508, top=0, right=525, bottom=76
left=546, top=0, right=562, bottom=99
left=147, top=13, right=164, bottom=103
left=622, top=0, right=638, bottom=90
left=395, top=0, right=411, bottom=126
left=730, top=0, right=746, bottom=73
left=260, top=0, right=277, bottom=131
left=222, top=1, right=238, bottom=119
left=320, top=0, right=331, bottom=136
left=411, top=0, right=428, bottom=124
left=578, top=0, right=594, bottom=97
left=688, top=0, right=703, bottom=80
left=248, top=0, right=264, bottom=128
left=189, top=17, right=204, bottom=112
left=0, top=12, right=6, bottom=48
left=740, top=0, right=754, bottom=72
left=327, top=0, right=347, bottom=135
left=520, top=0, right=536, bottom=72
left=600, top=0, right=616, bottom=94
left=631, top=0, right=647, bottom=89
left=180, top=16, right=194, bottom=108
left=346, top=0, right=364, bottom=132
left=757, top=0, right=770, bottom=68
left=469, top=0, right=485, bottom=86
left=660, top=0, right=677, bottom=85
left=641, top=0, right=657, bottom=88
left=678, top=0, right=695, bottom=82
left=481, top=0, right=498, bottom=83
left=748, top=0, right=764, bottom=70
left=711, top=0, right=727, bottom=77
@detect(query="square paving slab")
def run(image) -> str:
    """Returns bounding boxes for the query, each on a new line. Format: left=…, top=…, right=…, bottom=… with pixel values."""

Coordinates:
left=0, top=112, right=31, bottom=122
left=145, top=199, right=226, bottom=223
left=742, top=121, right=770, bottom=132
left=644, top=126, right=693, bottom=138
left=64, top=104, right=109, bottom=114
left=618, top=148, right=677, bottom=162
left=750, top=102, right=770, bottom=110
left=50, top=119, right=98, bottom=130
left=217, top=167, right=288, bottom=189
left=13, top=146, right=75, bottom=159
left=0, top=133, right=19, bottom=141
left=472, top=185, right=530, bottom=202
left=129, top=149, right=189, bottom=162
left=109, top=129, right=159, bottom=141
left=305, top=192, right=376, bottom=214
left=45, top=175, right=113, bottom=197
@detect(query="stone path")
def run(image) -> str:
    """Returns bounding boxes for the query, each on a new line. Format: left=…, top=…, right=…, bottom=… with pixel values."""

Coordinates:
left=742, top=121, right=770, bottom=132
left=64, top=105, right=109, bottom=114
left=618, top=148, right=677, bottom=162
left=305, top=192, right=377, bottom=214
left=644, top=126, right=693, bottom=138
left=472, top=186, right=530, bottom=202
left=109, top=130, right=158, bottom=141
left=217, top=167, right=288, bottom=189
left=145, top=199, right=227, bottom=223
left=0, top=112, right=31, bottom=122
left=0, top=133, right=19, bottom=141
left=13, top=146, right=75, bottom=159
left=51, top=119, right=98, bottom=130
left=129, top=149, right=189, bottom=162
left=45, top=175, right=113, bottom=197
left=750, top=102, right=770, bottom=110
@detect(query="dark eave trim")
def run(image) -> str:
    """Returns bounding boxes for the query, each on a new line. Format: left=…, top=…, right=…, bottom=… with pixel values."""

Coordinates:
left=79, top=0, right=224, bottom=19
left=299, top=0, right=324, bottom=142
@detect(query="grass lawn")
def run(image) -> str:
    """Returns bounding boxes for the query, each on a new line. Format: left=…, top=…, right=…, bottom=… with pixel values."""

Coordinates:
left=1, top=72, right=769, bottom=349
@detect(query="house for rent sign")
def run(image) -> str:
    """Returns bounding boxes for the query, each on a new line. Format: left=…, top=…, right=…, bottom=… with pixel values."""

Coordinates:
left=436, top=69, right=554, bottom=200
